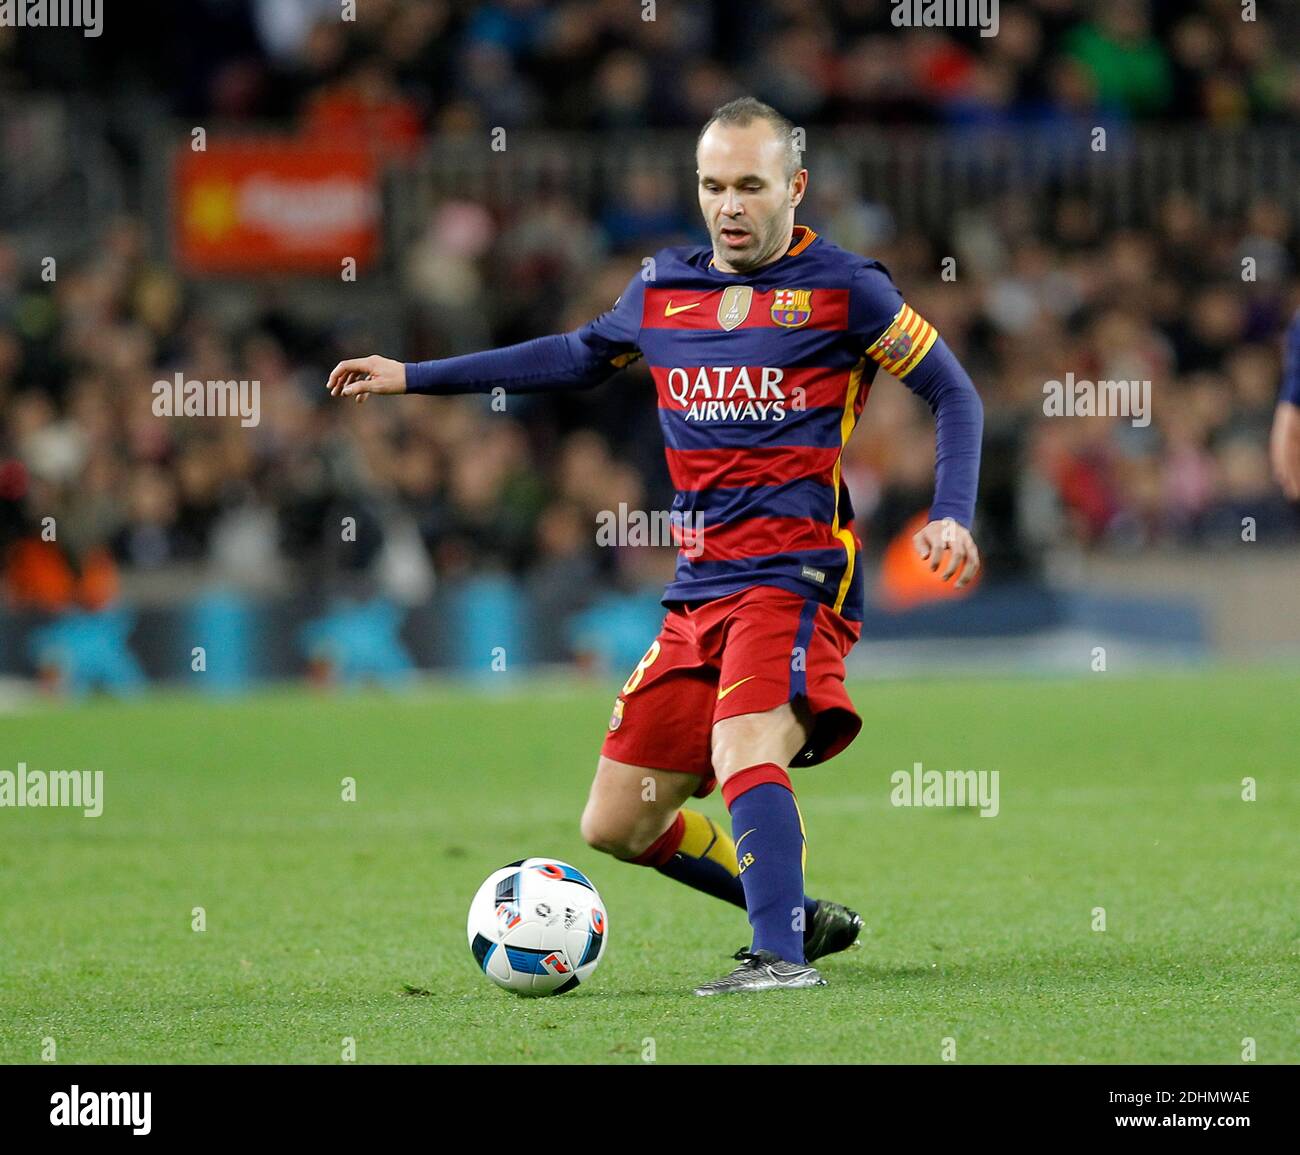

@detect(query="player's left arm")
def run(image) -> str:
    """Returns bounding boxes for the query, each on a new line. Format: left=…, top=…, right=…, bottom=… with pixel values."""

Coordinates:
left=852, top=263, right=984, bottom=586
left=1269, top=311, right=1300, bottom=500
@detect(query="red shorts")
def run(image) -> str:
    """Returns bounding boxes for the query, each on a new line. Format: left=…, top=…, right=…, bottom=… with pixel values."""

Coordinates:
left=600, top=585, right=863, bottom=797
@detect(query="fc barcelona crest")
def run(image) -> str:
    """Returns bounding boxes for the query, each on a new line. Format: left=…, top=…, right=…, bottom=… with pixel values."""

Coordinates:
left=881, top=325, right=913, bottom=361
left=608, top=697, right=625, bottom=732
left=771, top=288, right=813, bottom=328
left=717, top=285, right=753, bottom=331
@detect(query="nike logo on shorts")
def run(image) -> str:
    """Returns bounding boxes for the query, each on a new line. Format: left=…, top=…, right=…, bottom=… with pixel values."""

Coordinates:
left=717, top=675, right=756, bottom=700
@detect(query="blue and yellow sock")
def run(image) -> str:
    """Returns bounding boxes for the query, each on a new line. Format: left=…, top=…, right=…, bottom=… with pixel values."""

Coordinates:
left=721, top=762, right=808, bottom=964
left=632, top=808, right=818, bottom=929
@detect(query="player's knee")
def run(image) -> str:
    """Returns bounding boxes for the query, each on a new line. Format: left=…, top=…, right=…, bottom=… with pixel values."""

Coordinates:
left=711, top=707, right=807, bottom=783
left=709, top=736, right=748, bottom=784
left=579, top=807, right=644, bottom=860
left=578, top=807, right=614, bottom=853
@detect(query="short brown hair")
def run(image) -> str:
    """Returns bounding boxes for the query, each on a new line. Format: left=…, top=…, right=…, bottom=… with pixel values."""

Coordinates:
left=697, top=97, right=802, bottom=181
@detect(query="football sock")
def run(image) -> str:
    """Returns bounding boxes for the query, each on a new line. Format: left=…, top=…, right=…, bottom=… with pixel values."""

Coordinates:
left=632, top=808, right=818, bottom=927
left=721, top=762, right=808, bottom=964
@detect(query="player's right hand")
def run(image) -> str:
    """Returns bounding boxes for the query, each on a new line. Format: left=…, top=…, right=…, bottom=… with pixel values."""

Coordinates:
left=1270, top=400, right=1300, bottom=500
left=326, top=355, right=406, bottom=403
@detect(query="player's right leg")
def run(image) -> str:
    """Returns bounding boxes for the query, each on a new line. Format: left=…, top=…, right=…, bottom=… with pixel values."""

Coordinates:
left=580, top=757, right=745, bottom=906
left=582, top=613, right=826, bottom=930
left=582, top=616, right=761, bottom=908
left=580, top=758, right=699, bottom=859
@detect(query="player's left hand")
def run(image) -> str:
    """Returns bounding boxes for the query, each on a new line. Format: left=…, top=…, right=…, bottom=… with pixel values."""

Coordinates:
left=912, top=517, right=980, bottom=587
left=1269, top=401, right=1300, bottom=500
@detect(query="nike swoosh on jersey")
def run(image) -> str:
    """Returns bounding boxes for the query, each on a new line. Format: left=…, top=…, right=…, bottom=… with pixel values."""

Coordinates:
left=717, top=675, right=756, bottom=700
left=664, top=300, right=701, bottom=316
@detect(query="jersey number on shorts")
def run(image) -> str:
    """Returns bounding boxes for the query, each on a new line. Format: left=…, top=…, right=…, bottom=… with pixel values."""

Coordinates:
left=620, top=640, right=662, bottom=696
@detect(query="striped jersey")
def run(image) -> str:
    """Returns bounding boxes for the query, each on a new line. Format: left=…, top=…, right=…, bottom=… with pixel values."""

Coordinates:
left=574, top=224, right=946, bottom=622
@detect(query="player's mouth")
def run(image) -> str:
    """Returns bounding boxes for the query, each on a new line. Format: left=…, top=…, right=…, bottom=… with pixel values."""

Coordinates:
left=719, top=225, right=751, bottom=247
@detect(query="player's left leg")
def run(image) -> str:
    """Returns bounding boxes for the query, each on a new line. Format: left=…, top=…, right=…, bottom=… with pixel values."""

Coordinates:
left=700, top=703, right=826, bottom=991
left=692, top=588, right=865, bottom=995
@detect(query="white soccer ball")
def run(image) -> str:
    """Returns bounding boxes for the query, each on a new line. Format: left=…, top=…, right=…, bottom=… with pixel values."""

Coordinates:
left=466, top=858, right=608, bottom=995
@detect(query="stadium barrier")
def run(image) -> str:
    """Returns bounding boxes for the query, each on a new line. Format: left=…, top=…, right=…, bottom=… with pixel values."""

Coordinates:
left=396, top=126, right=1300, bottom=240
left=7, top=102, right=1300, bottom=262
left=0, top=569, right=1219, bottom=693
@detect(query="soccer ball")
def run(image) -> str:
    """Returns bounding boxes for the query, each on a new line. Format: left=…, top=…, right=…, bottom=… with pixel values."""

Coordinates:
left=466, top=858, right=608, bottom=996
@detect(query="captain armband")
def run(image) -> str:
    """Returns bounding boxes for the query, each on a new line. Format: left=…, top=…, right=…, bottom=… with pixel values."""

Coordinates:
left=865, top=303, right=939, bottom=380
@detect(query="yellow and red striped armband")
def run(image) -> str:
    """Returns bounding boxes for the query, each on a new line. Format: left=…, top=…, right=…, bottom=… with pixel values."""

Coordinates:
left=865, top=303, right=938, bottom=380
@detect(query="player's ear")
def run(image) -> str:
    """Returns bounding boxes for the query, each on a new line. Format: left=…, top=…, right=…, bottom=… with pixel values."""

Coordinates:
left=790, top=169, right=808, bottom=207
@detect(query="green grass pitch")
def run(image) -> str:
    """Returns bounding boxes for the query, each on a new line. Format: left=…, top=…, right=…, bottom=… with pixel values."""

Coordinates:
left=1, top=670, right=1296, bottom=1064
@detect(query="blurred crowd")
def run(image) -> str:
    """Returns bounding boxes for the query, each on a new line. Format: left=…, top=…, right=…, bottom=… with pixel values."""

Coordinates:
left=4, top=0, right=1299, bottom=134
left=1, top=0, right=1299, bottom=624
left=2, top=183, right=1297, bottom=617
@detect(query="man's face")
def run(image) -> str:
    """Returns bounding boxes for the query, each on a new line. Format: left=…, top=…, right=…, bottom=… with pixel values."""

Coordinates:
left=697, top=120, right=807, bottom=274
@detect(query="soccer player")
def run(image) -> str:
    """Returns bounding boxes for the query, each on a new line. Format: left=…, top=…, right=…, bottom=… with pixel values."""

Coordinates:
left=1269, top=309, right=1300, bottom=501
left=328, top=98, right=983, bottom=995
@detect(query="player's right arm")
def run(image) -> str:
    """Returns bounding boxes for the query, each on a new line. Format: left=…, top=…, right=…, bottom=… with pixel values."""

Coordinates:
left=326, top=274, right=645, bottom=402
